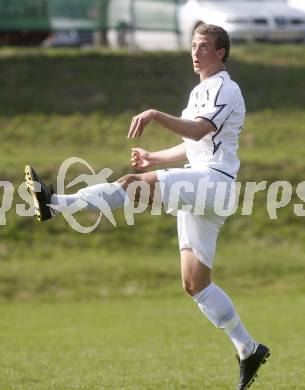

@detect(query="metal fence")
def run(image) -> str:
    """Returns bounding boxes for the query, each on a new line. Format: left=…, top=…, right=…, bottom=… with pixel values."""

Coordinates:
left=0, top=0, right=180, bottom=31
left=0, top=0, right=50, bottom=31
left=108, top=0, right=180, bottom=32
left=0, top=0, right=181, bottom=45
left=48, top=0, right=110, bottom=31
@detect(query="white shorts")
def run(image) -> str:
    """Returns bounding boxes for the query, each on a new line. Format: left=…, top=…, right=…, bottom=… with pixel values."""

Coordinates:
left=156, top=166, right=235, bottom=269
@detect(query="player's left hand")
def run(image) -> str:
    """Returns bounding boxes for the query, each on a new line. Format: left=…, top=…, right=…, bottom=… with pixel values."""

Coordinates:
left=127, top=109, right=156, bottom=139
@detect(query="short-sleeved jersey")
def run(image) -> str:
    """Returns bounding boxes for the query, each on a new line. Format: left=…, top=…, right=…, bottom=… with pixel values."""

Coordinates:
left=181, top=70, right=245, bottom=178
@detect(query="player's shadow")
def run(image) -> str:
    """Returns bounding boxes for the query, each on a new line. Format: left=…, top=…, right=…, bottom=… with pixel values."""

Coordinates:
left=0, top=49, right=304, bottom=117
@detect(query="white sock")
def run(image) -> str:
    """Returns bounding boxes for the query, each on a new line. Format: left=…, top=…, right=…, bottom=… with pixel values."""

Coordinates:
left=193, top=283, right=256, bottom=360
left=50, top=182, right=126, bottom=214
left=227, top=322, right=258, bottom=360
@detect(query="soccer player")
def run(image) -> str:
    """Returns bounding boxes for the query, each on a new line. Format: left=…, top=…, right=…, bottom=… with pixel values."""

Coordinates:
left=25, top=24, right=269, bottom=389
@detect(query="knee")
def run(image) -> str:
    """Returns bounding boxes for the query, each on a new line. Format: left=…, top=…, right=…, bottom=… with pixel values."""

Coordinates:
left=182, top=279, right=210, bottom=297
left=119, top=174, right=139, bottom=191
left=182, top=281, right=197, bottom=297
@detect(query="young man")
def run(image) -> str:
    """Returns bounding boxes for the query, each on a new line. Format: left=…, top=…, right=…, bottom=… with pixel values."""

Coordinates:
left=25, top=24, right=269, bottom=389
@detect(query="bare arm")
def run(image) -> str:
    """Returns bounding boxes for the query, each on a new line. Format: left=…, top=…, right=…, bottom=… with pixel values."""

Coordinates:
left=131, top=142, right=187, bottom=170
left=150, top=142, right=187, bottom=164
left=128, top=109, right=215, bottom=141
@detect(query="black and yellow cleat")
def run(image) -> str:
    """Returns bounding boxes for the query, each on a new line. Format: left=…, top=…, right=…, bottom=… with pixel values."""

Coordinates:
left=237, top=344, right=270, bottom=390
left=24, top=165, right=54, bottom=222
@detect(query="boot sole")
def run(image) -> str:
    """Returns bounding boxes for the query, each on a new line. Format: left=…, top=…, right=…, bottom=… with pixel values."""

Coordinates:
left=25, top=165, right=42, bottom=222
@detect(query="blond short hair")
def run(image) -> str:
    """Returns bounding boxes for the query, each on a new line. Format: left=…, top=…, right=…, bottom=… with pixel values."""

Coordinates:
left=193, top=23, right=230, bottom=63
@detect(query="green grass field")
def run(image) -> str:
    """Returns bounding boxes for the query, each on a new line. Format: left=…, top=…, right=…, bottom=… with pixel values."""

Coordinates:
left=0, top=44, right=305, bottom=389
left=1, top=294, right=305, bottom=389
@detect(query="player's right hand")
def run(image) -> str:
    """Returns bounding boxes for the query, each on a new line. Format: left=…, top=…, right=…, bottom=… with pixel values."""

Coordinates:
left=131, top=148, right=153, bottom=169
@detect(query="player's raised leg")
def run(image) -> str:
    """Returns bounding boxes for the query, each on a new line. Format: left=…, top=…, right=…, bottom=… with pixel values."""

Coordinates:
left=24, top=165, right=160, bottom=222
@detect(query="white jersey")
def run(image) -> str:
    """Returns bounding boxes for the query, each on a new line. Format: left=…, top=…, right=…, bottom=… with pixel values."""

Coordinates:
left=181, top=70, right=245, bottom=178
